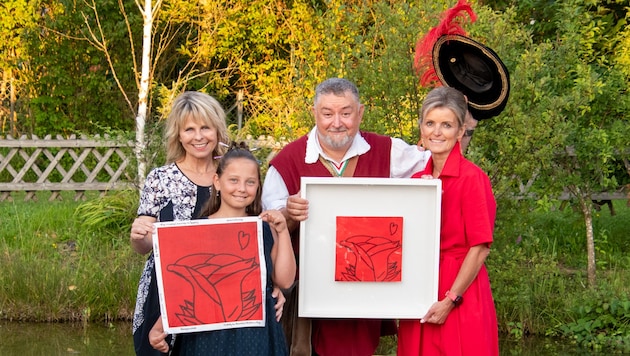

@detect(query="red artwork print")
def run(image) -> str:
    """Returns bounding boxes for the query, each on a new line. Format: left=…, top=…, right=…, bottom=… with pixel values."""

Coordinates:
left=156, top=221, right=263, bottom=328
left=335, top=216, right=403, bottom=282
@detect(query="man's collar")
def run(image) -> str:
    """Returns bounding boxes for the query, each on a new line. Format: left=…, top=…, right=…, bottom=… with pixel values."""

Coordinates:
left=305, top=127, right=371, bottom=164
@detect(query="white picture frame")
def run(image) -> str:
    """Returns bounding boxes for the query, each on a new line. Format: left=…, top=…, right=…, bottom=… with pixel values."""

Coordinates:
left=298, top=177, right=441, bottom=319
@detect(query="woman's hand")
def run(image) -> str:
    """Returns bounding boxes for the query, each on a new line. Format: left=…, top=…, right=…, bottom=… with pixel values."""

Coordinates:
left=272, top=286, right=286, bottom=322
left=420, top=299, right=454, bottom=325
left=148, top=317, right=169, bottom=353
left=130, top=217, right=154, bottom=241
left=130, top=216, right=156, bottom=254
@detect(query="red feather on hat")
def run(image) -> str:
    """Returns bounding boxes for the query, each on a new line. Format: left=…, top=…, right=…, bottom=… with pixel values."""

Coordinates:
left=414, top=0, right=477, bottom=87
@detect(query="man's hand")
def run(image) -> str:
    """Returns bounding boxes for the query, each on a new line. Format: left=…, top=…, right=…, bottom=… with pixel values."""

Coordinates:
left=282, top=192, right=309, bottom=232
left=460, top=110, right=478, bottom=152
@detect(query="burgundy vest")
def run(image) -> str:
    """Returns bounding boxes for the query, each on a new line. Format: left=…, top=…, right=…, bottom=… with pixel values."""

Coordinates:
left=269, top=131, right=392, bottom=263
left=270, top=131, right=392, bottom=195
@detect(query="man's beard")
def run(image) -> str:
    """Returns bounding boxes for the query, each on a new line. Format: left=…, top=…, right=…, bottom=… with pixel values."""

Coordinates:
left=318, top=130, right=353, bottom=150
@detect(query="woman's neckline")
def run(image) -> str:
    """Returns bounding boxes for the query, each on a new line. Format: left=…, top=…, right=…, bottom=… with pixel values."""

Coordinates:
left=174, top=162, right=214, bottom=187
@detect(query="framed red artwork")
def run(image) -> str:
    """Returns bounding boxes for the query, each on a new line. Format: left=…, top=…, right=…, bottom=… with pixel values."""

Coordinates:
left=152, top=217, right=266, bottom=333
left=335, top=216, right=403, bottom=282
left=298, top=177, right=442, bottom=319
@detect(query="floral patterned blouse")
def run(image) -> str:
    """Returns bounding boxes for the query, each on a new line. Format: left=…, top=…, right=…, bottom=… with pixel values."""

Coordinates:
left=137, top=162, right=211, bottom=221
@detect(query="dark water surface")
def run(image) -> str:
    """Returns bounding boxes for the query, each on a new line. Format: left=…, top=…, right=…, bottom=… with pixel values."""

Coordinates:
left=0, top=321, right=134, bottom=355
left=0, top=321, right=601, bottom=355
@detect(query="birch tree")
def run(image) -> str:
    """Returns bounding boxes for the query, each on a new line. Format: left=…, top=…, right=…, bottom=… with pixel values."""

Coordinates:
left=81, top=0, right=162, bottom=184
left=134, top=0, right=161, bottom=184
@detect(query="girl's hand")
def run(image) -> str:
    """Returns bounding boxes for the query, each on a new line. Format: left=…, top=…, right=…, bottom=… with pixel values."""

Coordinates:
left=260, top=210, right=288, bottom=234
left=272, top=286, right=286, bottom=322
left=148, top=317, right=169, bottom=353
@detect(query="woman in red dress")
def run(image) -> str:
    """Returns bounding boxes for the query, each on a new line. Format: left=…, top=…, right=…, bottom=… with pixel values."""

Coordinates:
left=398, top=87, right=499, bottom=355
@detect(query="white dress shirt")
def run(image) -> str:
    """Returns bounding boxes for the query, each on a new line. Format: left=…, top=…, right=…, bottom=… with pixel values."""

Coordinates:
left=261, top=127, right=431, bottom=210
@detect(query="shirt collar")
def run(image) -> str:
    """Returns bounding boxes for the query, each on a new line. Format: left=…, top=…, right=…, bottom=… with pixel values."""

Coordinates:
left=440, top=141, right=463, bottom=177
left=305, top=127, right=371, bottom=164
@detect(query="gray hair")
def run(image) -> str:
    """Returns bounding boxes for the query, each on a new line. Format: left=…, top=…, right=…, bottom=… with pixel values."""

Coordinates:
left=419, top=87, right=467, bottom=128
left=314, top=78, right=361, bottom=106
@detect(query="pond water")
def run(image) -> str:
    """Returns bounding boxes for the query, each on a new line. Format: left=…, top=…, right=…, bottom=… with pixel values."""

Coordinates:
left=0, top=321, right=604, bottom=355
left=0, top=321, right=133, bottom=355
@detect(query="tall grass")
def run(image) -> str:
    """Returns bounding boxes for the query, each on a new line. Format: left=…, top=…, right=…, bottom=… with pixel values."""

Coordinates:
left=0, top=191, right=145, bottom=322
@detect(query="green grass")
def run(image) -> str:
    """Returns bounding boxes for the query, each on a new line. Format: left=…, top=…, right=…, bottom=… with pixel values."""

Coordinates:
left=0, top=191, right=144, bottom=322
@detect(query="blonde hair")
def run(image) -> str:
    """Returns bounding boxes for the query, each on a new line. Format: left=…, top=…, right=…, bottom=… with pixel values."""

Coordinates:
left=164, top=91, right=229, bottom=164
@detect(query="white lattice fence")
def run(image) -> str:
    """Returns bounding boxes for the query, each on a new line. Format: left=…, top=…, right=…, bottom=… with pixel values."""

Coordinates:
left=0, top=134, right=134, bottom=201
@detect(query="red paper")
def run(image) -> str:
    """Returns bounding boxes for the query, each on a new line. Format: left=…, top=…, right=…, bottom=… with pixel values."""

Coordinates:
left=154, top=219, right=264, bottom=332
left=335, top=216, right=403, bottom=282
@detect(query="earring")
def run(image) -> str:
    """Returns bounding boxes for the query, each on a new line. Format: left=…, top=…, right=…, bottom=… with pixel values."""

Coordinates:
left=216, top=190, right=220, bottom=197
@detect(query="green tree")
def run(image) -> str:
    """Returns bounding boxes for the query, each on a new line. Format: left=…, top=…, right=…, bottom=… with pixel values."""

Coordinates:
left=24, top=0, right=137, bottom=136
left=296, top=0, right=460, bottom=144
left=191, top=0, right=323, bottom=140
left=472, top=1, right=630, bottom=286
left=0, top=0, right=41, bottom=136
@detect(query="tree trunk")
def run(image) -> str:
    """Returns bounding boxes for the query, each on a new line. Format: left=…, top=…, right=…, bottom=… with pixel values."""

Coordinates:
left=578, top=194, right=597, bottom=287
left=135, top=0, right=154, bottom=187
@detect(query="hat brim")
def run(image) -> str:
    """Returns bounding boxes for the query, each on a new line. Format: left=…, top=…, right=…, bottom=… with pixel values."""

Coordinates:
left=433, top=35, right=510, bottom=120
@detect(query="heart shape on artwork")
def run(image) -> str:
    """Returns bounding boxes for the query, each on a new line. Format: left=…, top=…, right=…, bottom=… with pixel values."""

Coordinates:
left=389, top=222, right=398, bottom=236
left=238, top=231, right=250, bottom=250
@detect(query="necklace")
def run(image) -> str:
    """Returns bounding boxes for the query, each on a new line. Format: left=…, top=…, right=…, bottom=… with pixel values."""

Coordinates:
left=326, top=159, right=349, bottom=177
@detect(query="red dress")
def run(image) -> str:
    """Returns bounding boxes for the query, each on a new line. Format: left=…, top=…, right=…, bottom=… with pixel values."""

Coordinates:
left=398, top=142, right=498, bottom=356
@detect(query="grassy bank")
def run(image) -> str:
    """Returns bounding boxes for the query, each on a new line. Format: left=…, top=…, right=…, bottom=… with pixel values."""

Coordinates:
left=1, top=192, right=629, bottom=351
left=0, top=191, right=143, bottom=322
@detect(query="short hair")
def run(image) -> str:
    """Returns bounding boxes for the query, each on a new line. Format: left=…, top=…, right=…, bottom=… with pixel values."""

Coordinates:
left=164, top=91, right=229, bottom=164
left=419, top=87, right=467, bottom=128
left=314, top=78, right=361, bottom=106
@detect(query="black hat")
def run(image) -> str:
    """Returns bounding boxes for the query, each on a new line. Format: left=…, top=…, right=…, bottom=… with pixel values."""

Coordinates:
left=432, top=34, right=510, bottom=120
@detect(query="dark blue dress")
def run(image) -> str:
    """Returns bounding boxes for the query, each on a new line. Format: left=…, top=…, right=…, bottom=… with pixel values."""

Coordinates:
left=175, top=222, right=288, bottom=356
